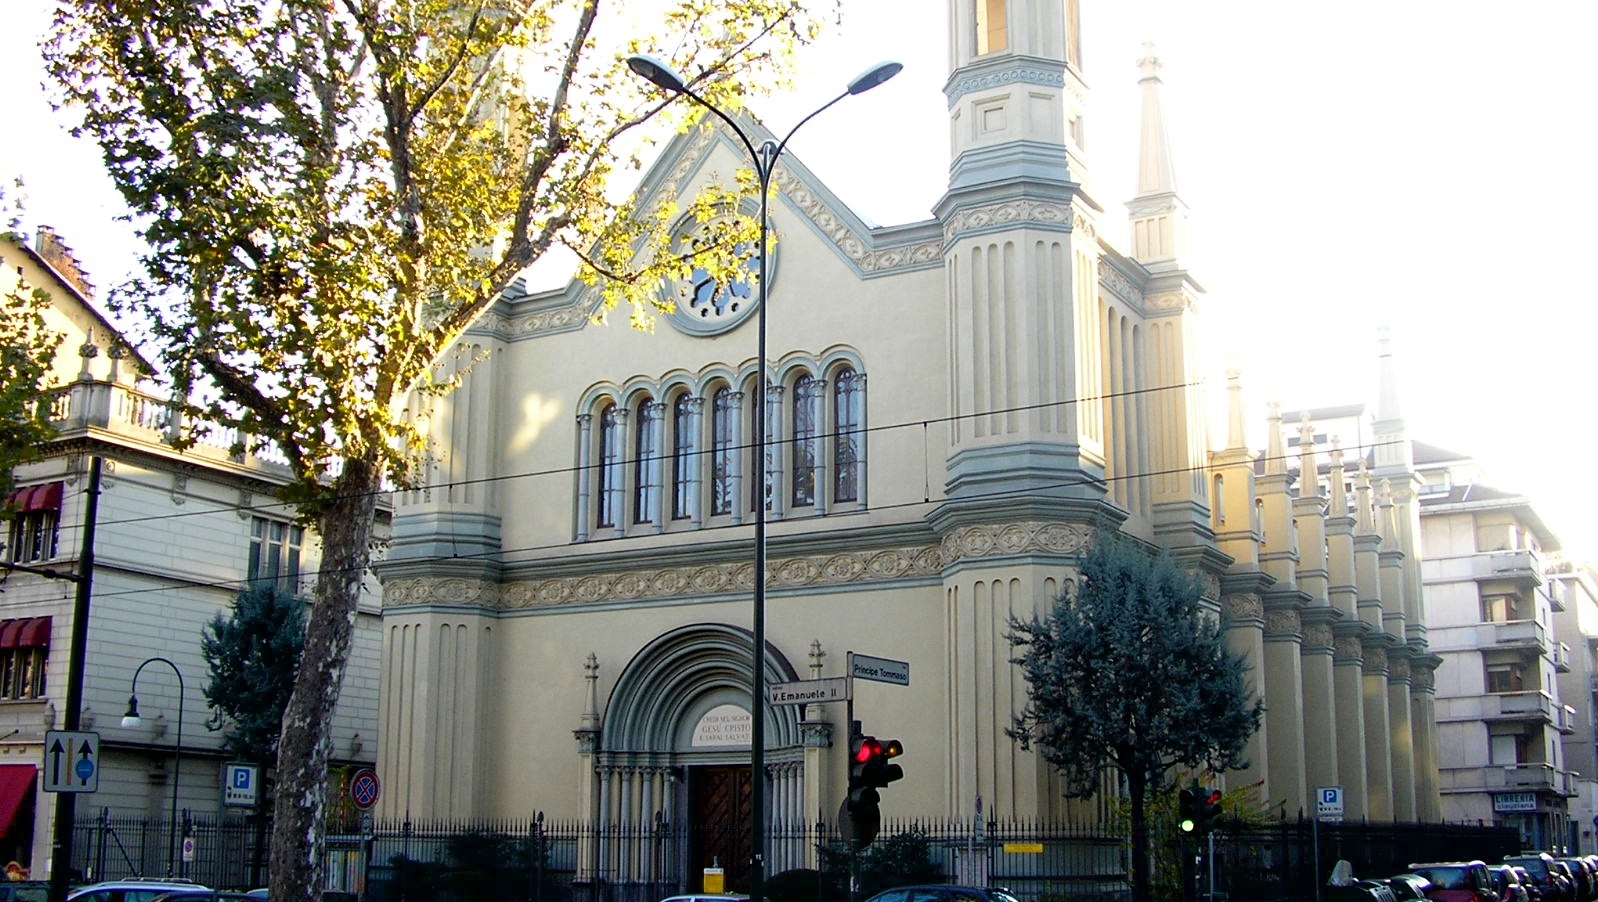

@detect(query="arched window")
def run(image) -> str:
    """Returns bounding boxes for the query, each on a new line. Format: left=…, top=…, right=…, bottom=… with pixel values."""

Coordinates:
left=598, top=405, right=623, bottom=528
left=792, top=375, right=818, bottom=507
left=711, top=387, right=736, bottom=516
left=834, top=369, right=864, bottom=503
left=672, top=394, right=697, bottom=520
left=976, top=0, right=1007, bottom=55
left=635, top=400, right=661, bottom=524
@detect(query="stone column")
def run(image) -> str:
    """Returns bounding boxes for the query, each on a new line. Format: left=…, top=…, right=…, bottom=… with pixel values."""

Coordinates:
left=1224, top=589, right=1268, bottom=796
left=1361, top=641, right=1394, bottom=821
left=1387, top=652, right=1416, bottom=821
left=1264, top=601, right=1308, bottom=814
left=1301, top=613, right=1339, bottom=799
left=1331, top=630, right=1369, bottom=820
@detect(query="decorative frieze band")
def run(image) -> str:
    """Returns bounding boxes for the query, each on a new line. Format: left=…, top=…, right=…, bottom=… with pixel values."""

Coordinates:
left=1362, top=646, right=1388, bottom=673
left=1333, top=636, right=1364, bottom=663
left=945, top=66, right=1068, bottom=107
left=777, top=172, right=942, bottom=273
left=1387, top=655, right=1411, bottom=683
left=1263, top=609, right=1302, bottom=639
left=385, top=520, right=1107, bottom=611
left=1223, top=593, right=1263, bottom=622
left=944, top=200, right=1074, bottom=243
left=1302, top=622, right=1334, bottom=651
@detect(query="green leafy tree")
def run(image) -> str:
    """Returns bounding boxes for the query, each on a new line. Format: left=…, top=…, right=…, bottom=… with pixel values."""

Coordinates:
left=43, top=2, right=836, bottom=899
left=0, top=185, right=61, bottom=507
left=1007, top=534, right=1264, bottom=902
left=200, top=582, right=307, bottom=764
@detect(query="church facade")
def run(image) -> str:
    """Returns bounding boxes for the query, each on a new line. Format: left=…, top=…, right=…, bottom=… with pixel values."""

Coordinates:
left=373, top=0, right=1441, bottom=886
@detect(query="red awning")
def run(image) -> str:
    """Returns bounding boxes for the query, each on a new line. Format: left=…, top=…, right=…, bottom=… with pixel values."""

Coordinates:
left=16, top=618, right=50, bottom=649
left=3, top=482, right=62, bottom=513
left=0, top=766, right=36, bottom=841
left=0, top=618, right=51, bottom=650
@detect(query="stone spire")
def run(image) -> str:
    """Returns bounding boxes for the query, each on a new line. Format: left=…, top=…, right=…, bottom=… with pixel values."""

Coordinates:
left=1135, top=41, right=1179, bottom=197
left=1128, top=41, right=1190, bottom=265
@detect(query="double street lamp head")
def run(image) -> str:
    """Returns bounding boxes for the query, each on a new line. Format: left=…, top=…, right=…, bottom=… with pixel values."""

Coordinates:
left=626, top=54, right=902, bottom=101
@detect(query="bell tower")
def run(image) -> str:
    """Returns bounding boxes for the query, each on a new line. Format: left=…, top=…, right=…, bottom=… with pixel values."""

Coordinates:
left=935, top=0, right=1108, bottom=513
left=932, top=0, right=1116, bottom=821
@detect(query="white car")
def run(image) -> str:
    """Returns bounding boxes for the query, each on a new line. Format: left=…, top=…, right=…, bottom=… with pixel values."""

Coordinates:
left=68, top=881, right=211, bottom=902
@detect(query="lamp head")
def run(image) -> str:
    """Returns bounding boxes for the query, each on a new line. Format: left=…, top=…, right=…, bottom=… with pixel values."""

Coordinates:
left=120, top=695, right=141, bottom=729
left=846, top=61, right=903, bottom=95
left=627, top=54, right=688, bottom=94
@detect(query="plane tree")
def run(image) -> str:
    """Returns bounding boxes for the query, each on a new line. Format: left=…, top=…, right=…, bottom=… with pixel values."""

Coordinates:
left=0, top=189, right=61, bottom=505
left=1008, top=533, right=1263, bottom=902
left=43, top=1, right=837, bottom=898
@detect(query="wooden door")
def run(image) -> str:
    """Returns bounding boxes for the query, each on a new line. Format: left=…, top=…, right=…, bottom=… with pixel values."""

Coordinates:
left=689, top=765, right=752, bottom=892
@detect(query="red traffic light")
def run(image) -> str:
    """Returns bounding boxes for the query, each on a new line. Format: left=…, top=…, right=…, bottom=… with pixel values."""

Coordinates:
left=854, top=737, right=883, bottom=764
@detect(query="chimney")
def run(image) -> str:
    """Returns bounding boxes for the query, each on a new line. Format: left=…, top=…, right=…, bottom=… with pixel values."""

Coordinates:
left=33, top=226, right=96, bottom=300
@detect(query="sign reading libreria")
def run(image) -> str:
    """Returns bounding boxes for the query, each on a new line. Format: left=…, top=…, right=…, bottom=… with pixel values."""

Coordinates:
left=692, top=705, right=751, bottom=747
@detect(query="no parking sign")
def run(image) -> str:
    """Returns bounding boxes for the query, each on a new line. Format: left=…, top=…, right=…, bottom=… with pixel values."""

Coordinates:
left=350, top=767, right=381, bottom=810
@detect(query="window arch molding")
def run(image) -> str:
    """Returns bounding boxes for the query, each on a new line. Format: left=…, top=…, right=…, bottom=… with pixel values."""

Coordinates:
left=573, top=349, right=869, bottom=541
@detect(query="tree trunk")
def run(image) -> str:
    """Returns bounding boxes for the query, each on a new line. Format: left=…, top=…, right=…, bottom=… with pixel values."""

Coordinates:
left=1127, top=770, right=1151, bottom=902
left=268, top=454, right=381, bottom=902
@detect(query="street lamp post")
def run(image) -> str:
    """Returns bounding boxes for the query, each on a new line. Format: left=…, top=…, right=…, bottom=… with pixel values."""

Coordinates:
left=121, top=656, right=185, bottom=878
left=626, top=54, right=900, bottom=902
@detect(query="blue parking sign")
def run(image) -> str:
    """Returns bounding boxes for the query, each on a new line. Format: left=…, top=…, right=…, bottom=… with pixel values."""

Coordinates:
left=223, top=763, right=260, bottom=807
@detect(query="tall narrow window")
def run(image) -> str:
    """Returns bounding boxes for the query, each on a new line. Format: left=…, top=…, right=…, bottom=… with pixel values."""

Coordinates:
left=673, top=395, right=696, bottom=520
left=249, top=517, right=304, bottom=592
left=4, top=482, right=62, bottom=564
left=792, top=375, right=818, bottom=507
left=834, top=369, right=863, bottom=503
left=598, top=406, right=623, bottom=528
left=711, top=388, right=735, bottom=516
left=976, top=0, right=1007, bottom=55
left=634, top=401, right=660, bottom=524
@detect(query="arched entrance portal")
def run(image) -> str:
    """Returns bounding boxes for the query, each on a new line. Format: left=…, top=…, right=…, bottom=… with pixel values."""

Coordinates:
left=592, top=623, right=813, bottom=897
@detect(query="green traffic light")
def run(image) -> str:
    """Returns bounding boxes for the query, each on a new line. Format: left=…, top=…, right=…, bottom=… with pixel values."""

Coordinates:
left=1179, top=818, right=1196, bottom=833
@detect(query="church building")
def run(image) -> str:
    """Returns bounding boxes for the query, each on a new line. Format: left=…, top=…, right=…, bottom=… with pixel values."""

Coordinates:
left=373, top=0, right=1441, bottom=889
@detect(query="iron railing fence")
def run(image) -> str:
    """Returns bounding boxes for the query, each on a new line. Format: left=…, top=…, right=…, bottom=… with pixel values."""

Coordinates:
left=66, top=811, right=1524, bottom=902
left=69, top=809, right=271, bottom=890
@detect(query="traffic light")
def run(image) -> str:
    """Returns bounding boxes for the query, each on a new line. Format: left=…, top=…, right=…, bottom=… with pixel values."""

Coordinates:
left=845, top=732, right=907, bottom=848
left=1178, top=786, right=1200, bottom=833
left=1199, top=787, right=1223, bottom=829
left=1177, top=784, right=1223, bottom=834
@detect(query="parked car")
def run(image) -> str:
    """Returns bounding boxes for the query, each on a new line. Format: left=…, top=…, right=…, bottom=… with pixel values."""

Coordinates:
left=1494, top=865, right=1533, bottom=902
left=1507, top=855, right=1569, bottom=902
left=1387, top=874, right=1436, bottom=901
left=861, top=887, right=1023, bottom=902
left=68, top=882, right=211, bottom=902
left=1556, top=859, right=1596, bottom=902
left=1407, top=861, right=1502, bottom=902
left=659, top=896, right=751, bottom=902
left=148, top=894, right=259, bottom=902
left=0, top=883, right=51, bottom=902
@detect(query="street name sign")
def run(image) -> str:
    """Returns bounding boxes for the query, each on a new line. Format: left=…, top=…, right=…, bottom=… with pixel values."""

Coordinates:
left=43, top=730, right=99, bottom=793
left=849, top=652, right=910, bottom=686
left=768, top=677, right=850, bottom=706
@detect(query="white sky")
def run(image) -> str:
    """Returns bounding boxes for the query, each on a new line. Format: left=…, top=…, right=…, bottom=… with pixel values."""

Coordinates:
left=4, top=1, right=1596, bottom=561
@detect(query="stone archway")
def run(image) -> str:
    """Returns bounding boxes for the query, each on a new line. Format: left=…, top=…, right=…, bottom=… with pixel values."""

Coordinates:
left=591, top=623, right=810, bottom=893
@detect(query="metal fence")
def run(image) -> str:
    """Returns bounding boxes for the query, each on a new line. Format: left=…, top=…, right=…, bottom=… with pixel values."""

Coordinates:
left=67, top=810, right=1523, bottom=902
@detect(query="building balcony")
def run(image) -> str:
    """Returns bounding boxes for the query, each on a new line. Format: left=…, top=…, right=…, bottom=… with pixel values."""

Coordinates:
left=1554, top=642, right=1572, bottom=673
left=1463, top=549, right=1546, bottom=589
left=1437, top=690, right=1554, bottom=724
left=1440, top=762, right=1580, bottom=796
left=1493, top=619, right=1548, bottom=652
left=1557, top=704, right=1578, bottom=734
left=42, top=379, right=292, bottom=475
